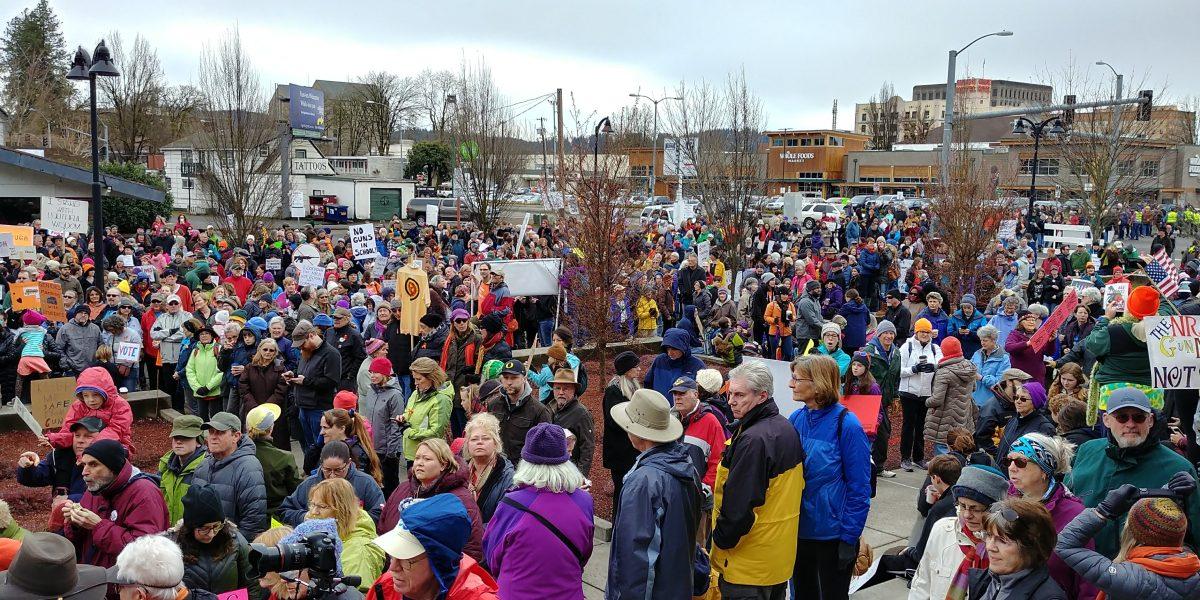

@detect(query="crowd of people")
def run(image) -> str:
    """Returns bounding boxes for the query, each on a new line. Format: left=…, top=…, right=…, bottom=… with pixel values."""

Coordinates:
left=0, top=200, right=1196, bottom=600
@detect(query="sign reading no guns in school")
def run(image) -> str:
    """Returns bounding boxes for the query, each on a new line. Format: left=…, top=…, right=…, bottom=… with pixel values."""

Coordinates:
left=1145, top=315, right=1200, bottom=388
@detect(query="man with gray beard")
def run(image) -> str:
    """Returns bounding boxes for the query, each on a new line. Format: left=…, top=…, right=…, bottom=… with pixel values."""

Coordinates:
left=1064, top=387, right=1200, bottom=558
left=62, top=439, right=169, bottom=567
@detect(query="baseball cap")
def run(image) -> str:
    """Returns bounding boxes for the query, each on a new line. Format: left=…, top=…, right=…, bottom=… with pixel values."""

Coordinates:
left=670, top=376, right=698, bottom=393
left=333, top=307, right=353, bottom=320
left=1106, top=386, right=1153, bottom=413
left=500, top=359, right=525, bottom=376
left=169, top=415, right=203, bottom=438
left=313, top=314, right=334, bottom=328
left=372, top=524, right=426, bottom=560
left=70, top=416, right=105, bottom=434
left=201, top=412, right=241, bottom=432
left=246, top=403, right=281, bottom=433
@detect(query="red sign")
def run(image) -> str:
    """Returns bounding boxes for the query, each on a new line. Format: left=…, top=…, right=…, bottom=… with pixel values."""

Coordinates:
left=1029, top=288, right=1079, bottom=353
left=841, top=395, right=883, bottom=436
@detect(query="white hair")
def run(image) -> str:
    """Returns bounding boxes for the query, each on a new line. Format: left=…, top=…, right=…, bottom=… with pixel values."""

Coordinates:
left=512, top=459, right=585, bottom=494
left=115, top=535, right=186, bottom=600
left=1021, top=432, right=1075, bottom=476
left=728, top=361, right=773, bottom=397
left=978, top=325, right=999, bottom=341
left=1028, top=303, right=1049, bottom=318
left=1082, top=287, right=1103, bottom=303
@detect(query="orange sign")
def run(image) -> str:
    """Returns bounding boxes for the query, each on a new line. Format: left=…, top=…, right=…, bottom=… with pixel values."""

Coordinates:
left=38, top=280, right=66, bottom=322
left=0, top=225, right=34, bottom=247
left=11, top=282, right=39, bottom=311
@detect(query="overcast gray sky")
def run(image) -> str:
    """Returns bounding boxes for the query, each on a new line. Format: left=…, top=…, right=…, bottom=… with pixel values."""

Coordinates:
left=42, top=0, right=1200, bottom=135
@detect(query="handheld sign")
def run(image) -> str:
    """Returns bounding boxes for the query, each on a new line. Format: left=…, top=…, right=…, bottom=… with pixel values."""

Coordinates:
left=37, top=280, right=66, bottom=322
left=41, top=197, right=88, bottom=234
left=116, top=343, right=141, bottom=363
left=1146, top=316, right=1200, bottom=388
left=10, top=398, right=44, bottom=435
left=298, top=263, right=325, bottom=289
left=349, top=224, right=377, bottom=260
left=31, top=376, right=77, bottom=429
left=265, top=258, right=282, bottom=271
left=1029, top=288, right=1078, bottom=353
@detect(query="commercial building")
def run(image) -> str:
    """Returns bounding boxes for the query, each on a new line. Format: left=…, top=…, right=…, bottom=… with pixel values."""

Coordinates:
left=0, top=145, right=165, bottom=223
left=763, top=129, right=869, bottom=197
left=854, top=78, right=1053, bottom=144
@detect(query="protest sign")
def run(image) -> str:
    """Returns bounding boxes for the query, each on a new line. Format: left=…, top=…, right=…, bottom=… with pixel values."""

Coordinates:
left=31, top=376, right=77, bottom=429
left=116, top=343, right=141, bottom=363
left=0, top=225, right=33, bottom=247
left=117, top=254, right=135, bottom=267
left=217, top=590, right=249, bottom=600
left=1146, top=316, right=1200, bottom=388
left=292, top=243, right=320, bottom=265
left=133, top=265, right=157, bottom=282
left=842, top=395, right=882, bottom=436
left=426, top=204, right=439, bottom=227
left=37, top=280, right=66, bottom=322
left=0, top=233, right=11, bottom=258
left=997, top=219, right=1018, bottom=241
left=10, top=399, right=43, bottom=436
left=349, top=224, right=377, bottom=259
left=371, top=257, right=387, bottom=279
left=11, top=282, right=39, bottom=311
left=1070, top=277, right=1096, bottom=290
left=1103, top=282, right=1129, bottom=312
left=298, top=263, right=325, bottom=288
left=41, top=197, right=88, bottom=234
left=1029, top=288, right=1078, bottom=353
left=479, top=259, right=561, bottom=296
left=265, top=258, right=282, bottom=271
left=697, top=241, right=711, bottom=267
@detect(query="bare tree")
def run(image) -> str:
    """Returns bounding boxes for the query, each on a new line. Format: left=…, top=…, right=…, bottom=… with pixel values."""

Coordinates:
left=324, top=95, right=371, bottom=155
left=450, top=59, right=524, bottom=231
left=865, top=82, right=900, bottom=150
left=194, top=28, right=279, bottom=241
left=902, top=110, right=935, bottom=144
left=154, top=83, right=203, bottom=148
left=417, top=68, right=457, bottom=140
left=356, top=71, right=420, bottom=155
left=97, top=32, right=166, bottom=162
left=668, top=69, right=766, bottom=275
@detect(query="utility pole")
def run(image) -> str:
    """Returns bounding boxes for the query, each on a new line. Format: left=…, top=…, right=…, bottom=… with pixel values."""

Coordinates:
left=279, top=95, right=292, bottom=221
left=556, top=88, right=565, bottom=192
left=537, top=117, right=549, bottom=192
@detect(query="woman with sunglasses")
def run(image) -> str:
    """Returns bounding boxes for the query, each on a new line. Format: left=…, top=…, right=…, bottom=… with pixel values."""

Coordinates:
left=238, top=338, right=288, bottom=422
left=1006, top=433, right=1098, bottom=600
left=969, top=497, right=1067, bottom=599
left=995, top=381, right=1056, bottom=467
left=167, top=483, right=261, bottom=598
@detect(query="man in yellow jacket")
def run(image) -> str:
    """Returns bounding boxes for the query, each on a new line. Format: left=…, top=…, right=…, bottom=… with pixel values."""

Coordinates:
left=712, top=361, right=806, bottom=599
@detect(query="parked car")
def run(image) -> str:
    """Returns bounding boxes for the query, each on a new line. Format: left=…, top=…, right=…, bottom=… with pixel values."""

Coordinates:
left=794, top=202, right=843, bottom=230
left=849, top=194, right=877, bottom=208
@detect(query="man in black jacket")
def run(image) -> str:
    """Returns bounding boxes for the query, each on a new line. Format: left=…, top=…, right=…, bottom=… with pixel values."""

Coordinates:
left=677, top=254, right=706, bottom=310
left=884, top=289, right=912, bottom=345
left=330, top=307, right=365, bottom=391
left=289, top=320, right=342, bottom=450
left=487, top=360, right=550, bottom=460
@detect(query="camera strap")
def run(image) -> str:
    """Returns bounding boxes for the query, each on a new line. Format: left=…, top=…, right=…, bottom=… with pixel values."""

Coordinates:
left=500, top=496, right=585, bottom=567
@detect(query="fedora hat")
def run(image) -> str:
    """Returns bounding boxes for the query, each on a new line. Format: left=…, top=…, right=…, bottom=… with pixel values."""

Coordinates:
left=610, top=388, right=683, bottom=444
left=549, top=368, right=579, bottom=387
left=0, top=532, right=107, bottom=599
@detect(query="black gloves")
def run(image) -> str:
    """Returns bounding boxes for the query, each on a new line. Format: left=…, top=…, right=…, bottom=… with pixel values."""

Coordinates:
left=196, top=386, right=209, bottom=397
left=914, top=361, right=936, bottom=374
left=1168, top=471, right=1197, bottom=498
left=837, top=540, right=858, bottom=571
left=1097, top=484, right=1140, bottom=519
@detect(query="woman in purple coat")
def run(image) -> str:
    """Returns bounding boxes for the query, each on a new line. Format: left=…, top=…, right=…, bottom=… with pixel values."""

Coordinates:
left=482, top=423, right=594, bottom=600
left=1004, top=308, right=1050, bottom=384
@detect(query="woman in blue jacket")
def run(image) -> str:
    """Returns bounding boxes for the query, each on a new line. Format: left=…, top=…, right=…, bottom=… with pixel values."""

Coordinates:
left=837, top=289, right=871, bottom=353
left=947, top=293, right=989, bottom=359
left=788, top=354, right=872, bottom=600
left=970, top=325, right=1011, bottom=407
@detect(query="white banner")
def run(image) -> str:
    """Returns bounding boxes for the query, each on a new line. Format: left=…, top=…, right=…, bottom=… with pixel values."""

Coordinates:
left=515, top=213, right=532, bottom=256
left=425, top=204, right=439, bottom=227
left=41, top=197, right=88, bottom=234
left=265, top=258, right=282, bottom=271
left=478, top=259, right=561, bottom=296
left=1146, top=316, right=1200, bottom=388
left=998, top=219, right=1018, bottom=241
left=349, top=224, right=377, bottom=259
left=298, top=263, right=325, bottom=289
left=1103, top=282, right=1129, bottom=313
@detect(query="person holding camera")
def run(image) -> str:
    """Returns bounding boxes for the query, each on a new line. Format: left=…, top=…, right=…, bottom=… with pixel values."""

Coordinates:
left=1066, top=387, right=1200, bottom=558
left=897, top=318, right=942, bottom=472
left=1056, top=471, right=1200, bottom=598
left=763, top=285, right=796, bottom=360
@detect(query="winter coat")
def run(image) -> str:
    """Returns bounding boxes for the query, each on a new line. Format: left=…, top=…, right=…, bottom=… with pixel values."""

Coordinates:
left=342, top=509, right=387, bottom=593
left=482, top=485, right=594, bottom=600
left=909, top=516, right=966, bottom=600
left=380, top=461, right=484, bottom=562
left=990, top=312, right=1019, bottom=349
left=971, top=347, right=1011, bottom=407
left=471, top=457, right=515, bottom=523
left=864, top=338, right=901, bottom=405
left=366, top=556, right=499, bottom=600
left=996, top=411, right=1056, bottom=467
left=1064, top=428, right=1200, bottom=558
left=821, top=285, right=845, bottom=320
left=414, top=322, right=449, bottom=362
left=368, top=378, right=406, bottom=458
left=167, top=521, right=260, bottom=599
left=763, top=299, right=796, bottom=337
left=17, top=447, right=85, bottom=501
left=914, top=307, right=950, bottom=344
left=1056, top=507, right=1200, bottom=600
left=924, top=357, right=978, bottom=444
left=948, top=308, right=989, bottom=359
left=332, top=324, right=367, bottom=391
left=402, top=382, right=454, bottom=461
left=550, top=397, right=595, bottom=474
left=294, top=340, right=342, bottom=411
left=441, top=327, right=483, bottom=391
left=237, top=362, right=288, bottom=418
left=710, top=297, right=737, bottom=327
left=602, top=379, right=640, bottom=475
left=280, top=465, right=385, bottom=527
left=252, top=436, right=302, bottom=518
left=795, top=293, right=824, bottom=340
left=65, top=461, right=169, bottom=568
left=713, top=401, right=806, bottom=586
left=186, top=341, right=224, bottom=401
left=1004, top=327, right=1048, bottom=384
left=1086, top=318, right=1152, bottom=387
left=159, top=448, right=207, bottom=524
left=56, top=320, right=101, bottom=374
left=968, top=566, right=1068, bottom=600
left=643, top=328, right=705, bottom=399
left=486, top=384, right=551, bottom=465
left=1036, top=483, right=1099, bottom=600
left=191, top=436, right=269, bottom=541
left=789, top=403, right=870, bottom=544
left=48, top=368, right=135, bottom=453
left=898, top=337, right=942, bottom=397
left=838, top=299, right=871, bottom=349
left=609, top=441, right=702, bottom=600
left=634, top=296, right=659, bottom=332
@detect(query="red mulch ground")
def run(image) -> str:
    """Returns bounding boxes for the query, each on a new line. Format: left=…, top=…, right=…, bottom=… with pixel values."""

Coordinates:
left=0, top=417, right=173, bottom=531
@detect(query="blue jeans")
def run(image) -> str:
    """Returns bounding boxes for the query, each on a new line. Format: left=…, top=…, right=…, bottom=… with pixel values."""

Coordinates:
left=538, top=319, right=555, bottom=347
left=299, top=408, right=324, bottom=450
left=397, top=375, right=413, bottom=402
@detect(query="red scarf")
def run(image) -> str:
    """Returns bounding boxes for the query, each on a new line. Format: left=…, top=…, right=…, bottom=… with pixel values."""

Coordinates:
left=945, top=523, right=987, bottom=600
left=1096, top=547, right=1200, bottom=600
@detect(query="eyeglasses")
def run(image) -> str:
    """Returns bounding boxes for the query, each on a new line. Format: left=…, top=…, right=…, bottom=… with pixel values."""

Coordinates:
left=392, top=556, right=425, bottom=572
left=194, top=522, right=224, bottom=535
left=320, top=463, right=349, bottom=476
left=1111, top=411, right=1149, bottom=424
left=107, top=294, right=119, bottom=298
left=1006, top=455, right=1030, bottom=469
left=168, top=301, right=180, bottom=306
left=955, top=502, right=987, bottom=516
left=790, top=375, right=812, bottom=383
left=453, top=319, right=468, bottom=324
left=309, top=501, right=330, bottom=512
left=261, top=348, right=277, bottom=353
left=119, top=306, right=131, bottom=310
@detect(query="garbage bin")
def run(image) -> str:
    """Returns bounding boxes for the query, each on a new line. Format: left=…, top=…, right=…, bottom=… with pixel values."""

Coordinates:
left=325, top=204, right=348, bottom=224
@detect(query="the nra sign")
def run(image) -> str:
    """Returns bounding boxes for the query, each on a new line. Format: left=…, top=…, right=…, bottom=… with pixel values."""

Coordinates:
left=780, top=151, right=816, bottom=163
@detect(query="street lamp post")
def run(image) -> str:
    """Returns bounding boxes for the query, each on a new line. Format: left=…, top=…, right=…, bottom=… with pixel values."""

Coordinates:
left=628, top=93, right=682, bottom=197
left=1012, top=116, right=1067, bottom=228
left=1095, top=61, right=1124, bottom=148
left=940, top=30, right=1013, bottom=185
left=593, top=117, right=612, bottom=194
left=67, top=40, right=120, bottom=293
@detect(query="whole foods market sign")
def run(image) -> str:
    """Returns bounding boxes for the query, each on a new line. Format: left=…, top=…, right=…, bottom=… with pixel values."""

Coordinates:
left=781, top=152, right=816, bottom=163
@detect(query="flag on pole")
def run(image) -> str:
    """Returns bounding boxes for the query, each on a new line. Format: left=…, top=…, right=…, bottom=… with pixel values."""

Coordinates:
left=1148, top=247, right=1180, bottom=298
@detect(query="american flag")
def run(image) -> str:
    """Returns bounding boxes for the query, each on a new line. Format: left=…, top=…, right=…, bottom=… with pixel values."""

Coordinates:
left=1148, top=247, right=1180, bottom=298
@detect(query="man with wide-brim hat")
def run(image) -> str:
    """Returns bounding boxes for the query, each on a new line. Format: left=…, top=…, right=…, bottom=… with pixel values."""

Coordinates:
left=548, top=368, right=594, bottom=474
left=0, top=532, right=107, bottom=599
left=607, top=387, right=701, bottom=600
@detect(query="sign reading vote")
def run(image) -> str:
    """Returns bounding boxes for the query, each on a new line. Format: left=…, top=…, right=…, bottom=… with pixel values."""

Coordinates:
left=349, top=224, right=377, bottom=259
left=1146, top=316, right=1200, bottom=388
left=41, top=197, right=89, bottom=234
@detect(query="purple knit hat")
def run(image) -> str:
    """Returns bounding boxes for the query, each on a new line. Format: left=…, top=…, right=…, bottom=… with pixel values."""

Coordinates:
left=1023, top=381, right=1048, bottom=410
left=521, top=422, right=570, bottom=465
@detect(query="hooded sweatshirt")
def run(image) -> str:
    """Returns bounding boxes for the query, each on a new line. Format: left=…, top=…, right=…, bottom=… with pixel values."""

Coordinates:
left=643, top=328, right=705, bottom=399
left=48, top=367, right=135, bottom=454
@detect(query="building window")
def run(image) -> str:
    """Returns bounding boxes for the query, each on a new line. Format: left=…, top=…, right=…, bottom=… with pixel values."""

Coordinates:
left=219, top=150, right=234, bottom=167
left=786, top=138, right=798, bottom=147
left=1141, top=160, right=1159, bottom=177
left=294, top=149, right=307, bottom=159
left=1019, top=158, right=1059, bottom=176
left=181, top=150, right=193, bottom=163
left=829, top=136, right=842, bottom=146
left=860, top=125, right=867, bottom=132
left=859, top=176, right=889, bottom=182
left=1116, top=160, right=1134, bottom=176
left=813, top=138, right=825, bottom=146
left=182, top=178, right=194, bottom=190
left=258, top=146, right=269, bottom=158
left=860, top=114, right=867, bottom=122
left=772, top=138, right=784, bottom=146
left=793, top=172, right=823, bottom=179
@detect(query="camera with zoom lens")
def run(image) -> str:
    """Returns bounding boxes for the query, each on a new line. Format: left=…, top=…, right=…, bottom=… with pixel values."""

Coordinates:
left=249, top=532, right=361, bottom=598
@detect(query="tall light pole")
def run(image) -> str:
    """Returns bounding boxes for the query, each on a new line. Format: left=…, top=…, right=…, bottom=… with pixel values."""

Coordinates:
left=1013, top=116, right=1067, bottom=229
left=940, top=30, right=1013, bottom=185
left=1095, top=61, right=1124, bottom=148
left=67, top=40, right=120, bottom=293
left=629, top=93, right=682, bottom=198
left=593, top=117, right=612, bottom=193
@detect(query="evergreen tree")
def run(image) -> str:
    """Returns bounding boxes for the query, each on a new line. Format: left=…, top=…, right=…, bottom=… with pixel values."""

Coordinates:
left=1, top=0, right=72, bottom=125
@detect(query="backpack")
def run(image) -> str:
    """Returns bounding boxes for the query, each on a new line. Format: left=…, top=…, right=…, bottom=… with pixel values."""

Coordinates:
left=575, top=361, right=589, bottom=395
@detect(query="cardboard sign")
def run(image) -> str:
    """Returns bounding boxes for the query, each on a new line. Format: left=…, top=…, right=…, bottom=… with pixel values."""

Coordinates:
left=0, top=233, right=11, bottom=258
left=1103, top=282, right=1129, bottom=313
left=426, top=204, right=439, bottom=227
left=41, top=197, right=88, bottom=234
left=11, top=282, right=39, bottom=311
left=1146, top=316, right=1200, bottom=388
left=0, top=225, right=33, bottom=247
left=1029, top=288, right=1078, bottom=353
left=31, top=376, right=77, bottom=429
left=841, top=395, right=882, bottom=436
left=697, top=240, right=711, bottom=267
left=37, top=280, right=66, bottom=322
left=349, top=224, right=377, bottom=259
left=133, top=265, right=157, bottom=282
left=265, top=258, right=282, bottom=271
left=116, top=343, right=141, bottom=363
left=371, top=257, right=387, bottom=279
left=298, top=263, right=325, bottom=289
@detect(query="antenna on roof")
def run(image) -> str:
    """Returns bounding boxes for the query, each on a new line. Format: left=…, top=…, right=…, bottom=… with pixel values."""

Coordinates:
left=832, top=99, right=838, bottom=130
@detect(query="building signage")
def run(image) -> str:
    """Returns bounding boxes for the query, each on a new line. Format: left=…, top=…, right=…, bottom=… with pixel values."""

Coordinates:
left=780, top=152, right=816, bottom=163
left=288, top=84, right=325, bottom=138
left=292, top=159, right=333, bottom=175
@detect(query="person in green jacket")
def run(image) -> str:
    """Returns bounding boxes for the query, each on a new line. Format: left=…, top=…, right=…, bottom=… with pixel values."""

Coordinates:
left=1064, top=387, right=1200, bottom=558
left=246, top=403, right=302, bottom=519
left=184, top=259, right=211, bottom=292
left=186, top=326, right=225, bottom=421
left=398, top=357, right=454, bottom=461
left=159, top=415, right=208, bottom=525
left=305, top=477, right=385, bottom=592
left=1083, top=285, right=1162, bottom=424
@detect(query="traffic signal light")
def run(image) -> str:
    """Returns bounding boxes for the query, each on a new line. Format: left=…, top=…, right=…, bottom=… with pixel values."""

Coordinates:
left=1137, top=90, right=1153, bottom=121
left=1062, top=95, right=1076, bottom=125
